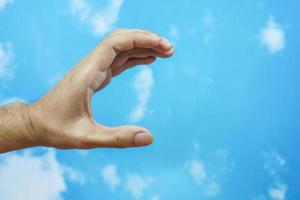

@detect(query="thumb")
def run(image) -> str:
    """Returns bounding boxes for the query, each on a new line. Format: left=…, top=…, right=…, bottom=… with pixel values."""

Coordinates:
left=94, top=125, right=153, bottom=148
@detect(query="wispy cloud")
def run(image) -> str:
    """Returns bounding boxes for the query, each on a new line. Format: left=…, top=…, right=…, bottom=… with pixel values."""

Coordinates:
left=260, top=17, right=286, bottom=54
left=70, top=0, right=124, bottom=36
left=126, top=173, right=153, bottom=199
left=264, top=152, right=287, bottom=200
left=269, top=182, right=287, bottom=200
left=70, top=0, right=91, bottom=22
left=64, top=166, right=86, bottom=185
left=0, top=0, right=13, bottom=11
left=185, top=149, right=233, bottom=197
left=186, top=158, right=221, bottom=197
left=149, top=194, right=160, bottom=200
left=168, top=24, right=179, bottom=44
left=101, top=164, right=121, bottom=191
left=264, top=151, right=286, bottom=177
left=204, top=181, right=221, bottom=197
left=202, top=10, right=215, bottom=45
left=202, top=10, right=214, bottom=29
left=0, top=42, right=14, bottom=80
left=129, top=66, right=154, bottom=123
left=187, top=159, right=207, bottom=184
left=0, top=42, right=16, bottom=99
left=100, top=164, right=154, bottom=199
left=253, top=151, right=288, bottom=200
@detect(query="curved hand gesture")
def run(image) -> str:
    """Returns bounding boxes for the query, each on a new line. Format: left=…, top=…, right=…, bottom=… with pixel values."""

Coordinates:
left=30, top=29, right=174, bottom=149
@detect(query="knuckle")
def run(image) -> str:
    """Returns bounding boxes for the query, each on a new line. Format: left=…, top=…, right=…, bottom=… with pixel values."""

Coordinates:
left=113, top=135, right=130, bottom=148
left=101, top=38, right=113, bottom=48
left=101, top=35, right=120, bottom=50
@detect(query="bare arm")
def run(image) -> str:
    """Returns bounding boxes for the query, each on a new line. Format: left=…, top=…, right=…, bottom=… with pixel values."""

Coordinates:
left=0, top=103, right=36, bottom=153
left=0, top=29, right=174, bottom=154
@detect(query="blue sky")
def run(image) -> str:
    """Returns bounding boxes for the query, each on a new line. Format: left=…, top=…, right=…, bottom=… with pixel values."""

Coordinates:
left=0, top=0, right=299, bottom=200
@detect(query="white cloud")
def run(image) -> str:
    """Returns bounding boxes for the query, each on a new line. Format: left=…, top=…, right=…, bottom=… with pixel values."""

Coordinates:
left=0, top=149, right=85, bottom=200
left=187, top=159, right=207, bottom=184
left=269, top=182, right=287, bottom=200
left=193, top=140, right=200, bottom=152
left=202, top=11, right=215, bottom=45
left=0, top=42, right=14, bottom=80
left=168, top=25, right=179, bottom=43
left=185, top=149, right=233, bottom=198
left=149, top=194, right=159, bottom=200
left=188, top=11, right=215, bottom=44
left=260, top=17, right=286, bottom=54
left=202, top=34, right=214, bottom=45
left=254, top=152, right=288, bottom=200
left=70, top=0, right=91, bottom=22
left=101, top=164, right=121, bottom=191
left=64, top=166, right=86, bottom=185
left=0, top=0, right=13, bottom=11
left=70, top=0, right=124, bottom=36
left=90, top=0, right=123, bottom=36
left=186, top=158, right=222, bottom=197
left=202, top=11, right=214, bottom=28
left=264, top=151, right=286, bottom=177
left=204, top=181, right=221, bottom=197
left=215, top=149, right=235, bottom=173
left=126, top=173, right=153, bottom=199
left=129, top=66, right=154, bottom=123
left=100, top=165, right=154, bottom=199
left=0, top=150, right=66, bottom=200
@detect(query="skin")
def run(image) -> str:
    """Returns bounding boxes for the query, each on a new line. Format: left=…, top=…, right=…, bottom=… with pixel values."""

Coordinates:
left=0, top=29, right=174, bottom=154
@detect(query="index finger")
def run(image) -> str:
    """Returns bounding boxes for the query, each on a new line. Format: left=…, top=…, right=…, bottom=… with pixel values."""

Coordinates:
left=102, top=29, right=173, bottom=54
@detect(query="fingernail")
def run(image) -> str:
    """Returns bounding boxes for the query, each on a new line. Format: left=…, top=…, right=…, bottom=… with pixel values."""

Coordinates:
left=134, top=132, right=153, bottom=147
left=160, top=37, right=172, bottom=49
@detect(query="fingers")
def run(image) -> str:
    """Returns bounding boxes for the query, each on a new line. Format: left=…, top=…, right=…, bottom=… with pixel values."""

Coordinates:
left=84, top=29, right=173, bottom=76
left=112, top=57, right=156, bottom=77
left=75, top=29, right=173, bottom=92
left=78, top=125, right=153, bottom=149
left=103, top=125, right=153, bottom=148
left=111, top=47, right=173, bottom=70
left=102, top=29, right=173, bottom=54
left=110, top=47, right=173, bottom=77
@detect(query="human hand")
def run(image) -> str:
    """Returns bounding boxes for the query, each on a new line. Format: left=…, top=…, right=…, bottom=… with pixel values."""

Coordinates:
left=27, top=29, right=174, bottom=150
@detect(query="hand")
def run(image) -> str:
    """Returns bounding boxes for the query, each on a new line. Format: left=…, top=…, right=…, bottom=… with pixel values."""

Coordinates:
left=28, top=29, right=174, bottom=149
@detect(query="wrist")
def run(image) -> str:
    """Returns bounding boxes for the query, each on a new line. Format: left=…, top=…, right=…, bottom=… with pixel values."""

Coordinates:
left=20, top=103, right=40, bottom=147
left=0, top=102, right=38, bottom=152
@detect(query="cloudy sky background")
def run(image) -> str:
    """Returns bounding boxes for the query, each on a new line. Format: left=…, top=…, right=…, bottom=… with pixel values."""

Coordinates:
left=0, top=0, right=300, bottom=199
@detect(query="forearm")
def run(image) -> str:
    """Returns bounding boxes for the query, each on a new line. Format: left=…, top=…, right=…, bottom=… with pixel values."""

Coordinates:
left=0, top=102, right=36, bottom=153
